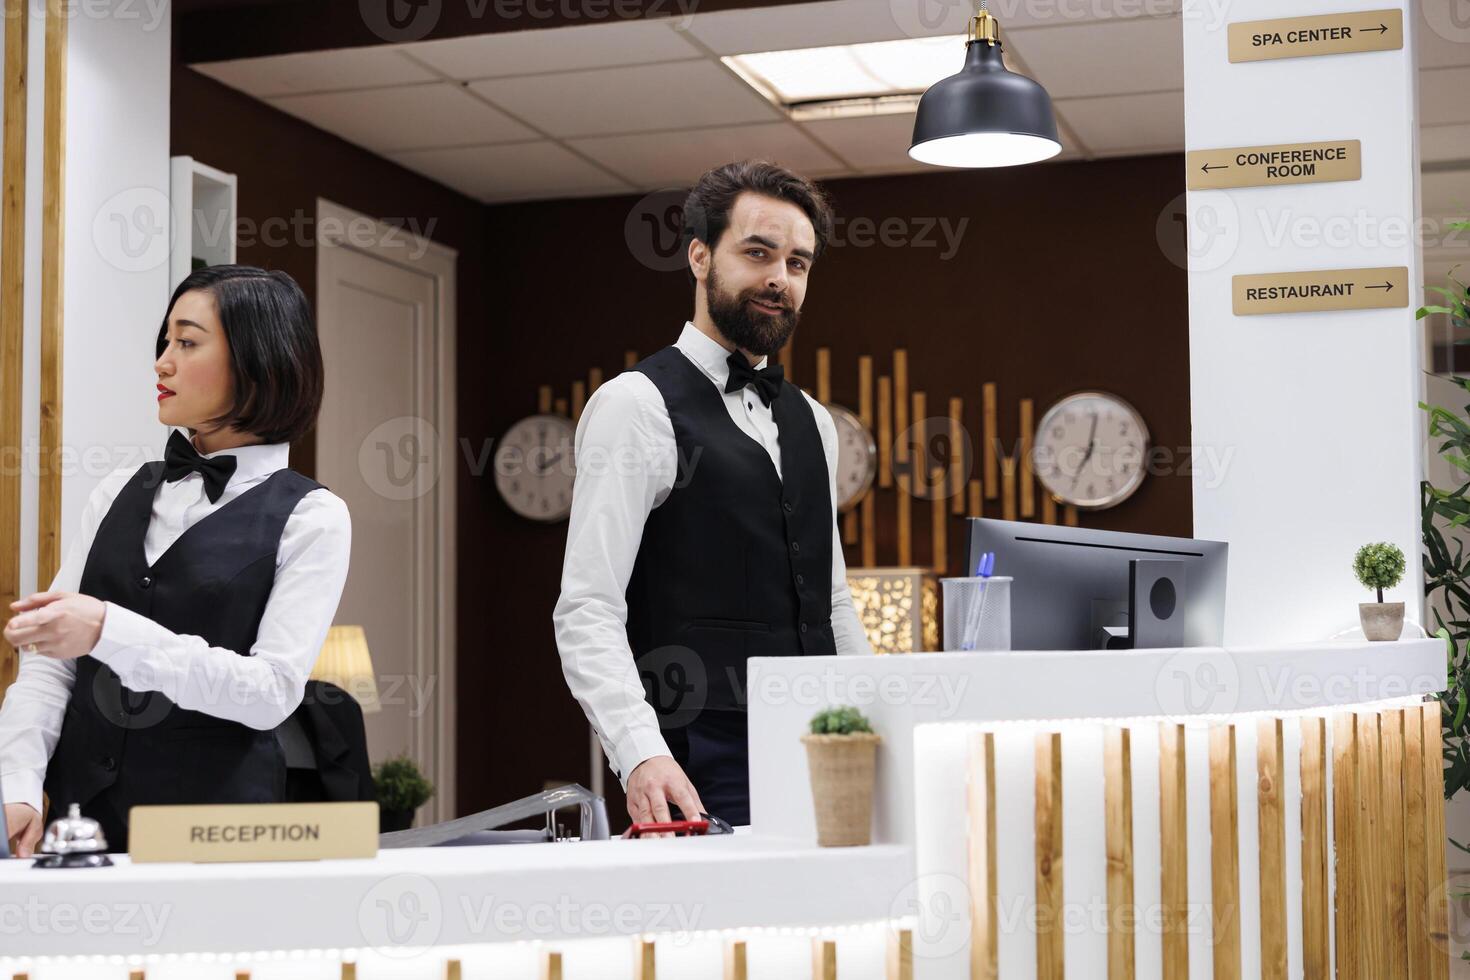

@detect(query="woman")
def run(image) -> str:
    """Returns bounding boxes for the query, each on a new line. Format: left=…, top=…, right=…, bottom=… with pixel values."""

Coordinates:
left=0, top=265, right=352, bottom=856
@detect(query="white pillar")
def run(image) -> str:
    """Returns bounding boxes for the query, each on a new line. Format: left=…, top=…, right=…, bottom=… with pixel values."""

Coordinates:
left=1184, top=1, right=1426, bottom=644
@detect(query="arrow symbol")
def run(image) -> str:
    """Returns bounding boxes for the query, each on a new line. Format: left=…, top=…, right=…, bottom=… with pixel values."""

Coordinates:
left=1201, top=163, right=1229, bottom=173
left=1364, top=281, right=1394, bottom=291
left=1360, top=22, right=1388, bottom=34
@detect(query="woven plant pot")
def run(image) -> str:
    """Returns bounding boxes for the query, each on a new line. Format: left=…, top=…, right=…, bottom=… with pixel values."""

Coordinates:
left=801, top=732, right=882, bottom=846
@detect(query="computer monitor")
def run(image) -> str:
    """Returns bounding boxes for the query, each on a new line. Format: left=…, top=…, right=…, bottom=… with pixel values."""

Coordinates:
left=964, top=518, right=1228, bottom=650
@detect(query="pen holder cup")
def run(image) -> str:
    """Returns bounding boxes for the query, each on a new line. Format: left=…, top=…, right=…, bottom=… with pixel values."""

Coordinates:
left=941, top=576, right=1013, bottom=652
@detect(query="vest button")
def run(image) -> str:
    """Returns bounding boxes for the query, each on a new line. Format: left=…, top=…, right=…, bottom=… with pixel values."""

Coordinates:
left=800, top=622, right=808, bottom=633
left=796, top=573, right=805, bottom=585
left=791, top=541, right=800, bottom=553
left=139, top=575, right=152, bottom=589
left=100, top=755, right=116, bottom=772
left=783, top=501, right=793, bottom=514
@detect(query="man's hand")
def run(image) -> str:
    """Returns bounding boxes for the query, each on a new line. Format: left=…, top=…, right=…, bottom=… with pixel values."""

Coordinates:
left=4, top=592, right=106, bottom=661
left=626, top=755, right=705, bottom=830
left=4, top=803, right=43, bottom=858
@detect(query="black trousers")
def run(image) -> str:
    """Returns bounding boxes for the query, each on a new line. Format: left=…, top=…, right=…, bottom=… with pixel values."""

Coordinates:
left=663, top=710, right=750, bottom=826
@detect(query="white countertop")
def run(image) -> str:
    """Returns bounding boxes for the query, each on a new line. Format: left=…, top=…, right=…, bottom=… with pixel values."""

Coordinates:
left=0, top=832, right=912, bottom=957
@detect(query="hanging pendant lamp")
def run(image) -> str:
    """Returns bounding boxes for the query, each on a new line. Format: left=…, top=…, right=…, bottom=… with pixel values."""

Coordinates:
left=909, top=3, right=1062, bottom=168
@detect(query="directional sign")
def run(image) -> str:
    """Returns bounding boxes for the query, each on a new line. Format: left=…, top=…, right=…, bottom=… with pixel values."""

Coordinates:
left=1232, top=267, right=1409, bottom=315
left=1187, top=140, right=1361, bottom=190
left=1228, top=9, right=1402, bottom=63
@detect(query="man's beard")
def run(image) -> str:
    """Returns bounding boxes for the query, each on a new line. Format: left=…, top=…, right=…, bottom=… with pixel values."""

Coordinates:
left=705, top=260, right=799, bottom=358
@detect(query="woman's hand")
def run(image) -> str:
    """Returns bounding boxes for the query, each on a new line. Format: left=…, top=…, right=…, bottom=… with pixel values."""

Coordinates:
left=4, top=592, right=107, bottom=660
left=4, top=802, right=43, bottom=858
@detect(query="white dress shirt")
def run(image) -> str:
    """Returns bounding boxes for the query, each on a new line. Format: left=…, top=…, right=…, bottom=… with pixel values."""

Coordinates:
left=0, top=430, right=352, bottom=814
left=553, top=322, right=874, bottom=788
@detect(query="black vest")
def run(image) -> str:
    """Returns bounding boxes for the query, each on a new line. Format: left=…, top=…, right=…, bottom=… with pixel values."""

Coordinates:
left=44, top=461, right=324, bottom=838
left=626, top=347, right=836, bottom=718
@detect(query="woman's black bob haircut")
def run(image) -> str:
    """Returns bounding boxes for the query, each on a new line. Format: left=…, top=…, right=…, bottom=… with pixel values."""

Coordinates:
left=156, top=265, right=324, bottom=445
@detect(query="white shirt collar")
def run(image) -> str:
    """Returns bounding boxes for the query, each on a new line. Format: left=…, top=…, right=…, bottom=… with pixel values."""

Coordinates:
left=674, top=321, right=769, bottom=389
left=176, top=427, right=290, bottom=489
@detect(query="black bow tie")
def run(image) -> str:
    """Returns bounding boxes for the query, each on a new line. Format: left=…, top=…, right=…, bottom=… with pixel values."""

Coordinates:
left=163, top=429, right=238, bottom=504
left=724, top=352, right=784, bottom=407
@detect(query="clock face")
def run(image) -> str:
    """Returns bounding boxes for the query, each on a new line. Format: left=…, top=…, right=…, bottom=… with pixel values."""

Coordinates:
left=494, top=414, right=576, bottom=522
left=826, top=403, right=877, bottom=512
left=1033, top=391, right=1149, bottom=510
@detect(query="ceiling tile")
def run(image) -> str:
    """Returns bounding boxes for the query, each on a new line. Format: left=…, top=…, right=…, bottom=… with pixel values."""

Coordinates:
left=1055, top=90, right=1184, bottom=153
left=193, top=48, right=438, bottom=97
left=389, top=142, right=630, bottom=202
left=800, top=112, right=922, bottom=171
left=569, top=122, right=846, bottom=188
left=1422, top=67, right=1470, bottom=126
left=470, top=60, right=779, bottom=138
left=269, top=83, right=537, bottom=153
left=1417, top=0, right=1470, bottom=69
left=1006, top=16, right=1183, bottom=99
left=397, top=18, right=703, bottom=80
left=1422, top=124, right=1470, bottom=165
left=680, top=0, right=1182, bottom=55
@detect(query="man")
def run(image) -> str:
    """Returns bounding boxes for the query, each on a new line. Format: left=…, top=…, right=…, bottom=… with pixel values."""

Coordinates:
left=553, top=160, right=873, bottom=829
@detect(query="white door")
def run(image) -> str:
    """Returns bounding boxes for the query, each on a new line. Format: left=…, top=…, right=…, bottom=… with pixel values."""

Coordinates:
left=315, top=200, right=457, bottom=823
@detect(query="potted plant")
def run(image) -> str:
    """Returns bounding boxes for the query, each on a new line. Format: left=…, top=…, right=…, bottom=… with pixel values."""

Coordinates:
left=373, top=754, right=434, bottom=832
left=800, top=706, right=881, bottom=847
left=1354, top=541, right=1407, bottom=640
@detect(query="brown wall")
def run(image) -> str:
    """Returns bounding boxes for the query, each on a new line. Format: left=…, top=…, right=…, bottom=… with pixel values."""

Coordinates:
left=172, top=65, right=1191, bottom=825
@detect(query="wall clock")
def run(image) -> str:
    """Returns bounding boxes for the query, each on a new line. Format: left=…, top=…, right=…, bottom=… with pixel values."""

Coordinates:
left=1033, top=391, right=1149, bottom=510
left=494, top=414, right=576, bottom=522
left=826, top=403, right=877, bottom=512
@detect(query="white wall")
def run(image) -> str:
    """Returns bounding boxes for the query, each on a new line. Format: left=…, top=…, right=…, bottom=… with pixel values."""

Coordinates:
left=44, top=1, right=171, bottom=580
left=1185, top=0, right=1426, bottom=644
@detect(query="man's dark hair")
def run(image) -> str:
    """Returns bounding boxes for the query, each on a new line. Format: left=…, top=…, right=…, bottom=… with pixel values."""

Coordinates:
left=156, top=264, right=324, bottom=444
left=682, top=160, right=835, bottom=284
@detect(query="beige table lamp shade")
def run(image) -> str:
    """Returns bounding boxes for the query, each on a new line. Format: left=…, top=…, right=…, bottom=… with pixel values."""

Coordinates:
left=310, top=625, right=380, bottom=714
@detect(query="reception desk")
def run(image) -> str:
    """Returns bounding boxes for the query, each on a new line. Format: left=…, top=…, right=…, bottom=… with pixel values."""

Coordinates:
left=0, top=638, right=1448, bottom=980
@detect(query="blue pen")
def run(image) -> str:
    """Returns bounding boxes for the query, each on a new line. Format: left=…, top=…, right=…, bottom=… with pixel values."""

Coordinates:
left=961, top=552, right=996, bottom=650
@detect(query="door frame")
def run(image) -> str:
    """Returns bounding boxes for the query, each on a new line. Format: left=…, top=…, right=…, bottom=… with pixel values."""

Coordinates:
left=315, top=197, right=458, bottom=823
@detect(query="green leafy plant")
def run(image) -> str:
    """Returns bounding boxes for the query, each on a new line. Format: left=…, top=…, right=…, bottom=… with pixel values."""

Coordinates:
left=1353, top=542, right=1406, bottom=602
left=809, top=706, right=875, bottom=735
left=373, top=754, right=434, bottom=813
left=1419, top=243, right=1470, bottom=804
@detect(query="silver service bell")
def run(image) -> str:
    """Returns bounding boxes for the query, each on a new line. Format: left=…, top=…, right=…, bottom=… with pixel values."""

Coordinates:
left=34, top=802, right=113, bottom=868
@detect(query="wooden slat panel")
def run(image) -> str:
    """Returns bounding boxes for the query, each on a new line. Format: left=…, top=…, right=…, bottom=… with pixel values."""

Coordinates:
left=930, top=465, right=946, bottom=573
left=553, top=397, right=568, bottom=417
left=811, top=938, right=836, bottom=980
left=894, top=350, right=909, bottom=493
left=860, top=493, right=876, bottom=569
left=633, top=937, right=656, bottom=980
left=814, top=346, right=830, bottom=403
left=723, top=939, right=747, bottom=980
left=0, top=0, right=29, bottom=695
left=588, top=366, right=603, bottom=394
left=1064, top=504, right=1079, bottom=527
left=1159, top=723, right=1189, bottom=980
left=969, top=731, right=998, bottom=980
left=37, top=0, right=67, bottom=589
left=1105, top=727, right=1135, bottom=980
left=843, top=507, right=858, bottom=545
left=623, top=349, right=638, bottom=370
left=1358, top=713, right=1387, bottom=979
left=445, top=960, right=461, bottom=980
left=982, top=382, right=998, bottom=499
left=858, top=356, right=875, bottom=567
left=1036, top=731, right=1064, bottom=980
left=1333, top=711, right=1360, bottom=980
left=887, top=928, right=913, bottom=980
left=968, top=479, right=981, bottom=520
left=540, top=950, right=563, bottom=980
left=1381, top=709, right=1410, bottom=976
left=897, top=477, right=911, bottom=566
left=1423, top=703, right=1449, bottom=980
left=1001, top=455, right=1017, bottom=522
left=537, top=385, right=552, bottom=413
left=1257, top=718, right=1286, bottom=980
left=877, top=375, right=892, bottom=489
left=1405, top=706, right=1430, bottom=980
left=570, top=380, right=586, bottom=421
left=950, top=396, right=965, bottom=514
left=1042, top=491, right=1057, bottom=525
left=1019, top=398, right=1035, bottom=517
left=1209, top=724, right=1241, bottom=980
left=779, top=336, right=793, bottom=380
left=1299, top=717, right=1330, bottom=979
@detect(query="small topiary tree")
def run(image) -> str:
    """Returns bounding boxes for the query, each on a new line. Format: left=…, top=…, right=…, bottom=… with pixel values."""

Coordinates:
left=373, top=753, right=434, bottom=814
left=1353, top=541, right=1407, bottom=603
left=809, top=706, right=874, bottom=735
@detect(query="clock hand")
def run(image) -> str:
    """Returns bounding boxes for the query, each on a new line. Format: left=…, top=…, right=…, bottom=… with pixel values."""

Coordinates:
left=1070, top=413, right=1100, bottom=490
